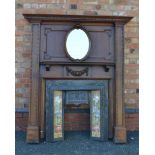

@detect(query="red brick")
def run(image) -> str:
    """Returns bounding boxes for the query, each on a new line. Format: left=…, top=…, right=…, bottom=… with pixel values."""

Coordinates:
left=126, top=117, right=139, bottom=122
left=126, top=113, right=139, bottom=118
left=126, top=124, right=139, bottom=130
left=84, top=10, right=98, bottom=15
left=16, top=112, right=29, bottom=131
left=125, top=93, right=138, bottom=99
left=125, top=74, right=138, bottom=79
left=16, top=19, right=29, bottom=26
left=64, top=113, right=90, bottom=131
left=125, top=83, right=139, bottom=89
left=22, top=53, right=31, bottom=58
left=16, top=113, right=23, bottom=118
left=127, top=43, right=139, bottom=49
left=16, top=93, right=24, bottom=97
left=68, top=0, right=79, bottom=3
left=125, top=64, right=139, bottom=68
left=16, top=83, right=23, bottom=88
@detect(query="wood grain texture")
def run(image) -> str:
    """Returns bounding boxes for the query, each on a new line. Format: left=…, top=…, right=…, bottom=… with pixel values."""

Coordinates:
left=23, top=14, right=132, bottom=143
left=26, top=23, right=40, bottom=143
left=115, top=23, right=124, bottom=127
left=23, top=14, right=132, bottom=24
left=114, top=23, right=127, bottom=143
left=40, top=79, right=45, bottom=139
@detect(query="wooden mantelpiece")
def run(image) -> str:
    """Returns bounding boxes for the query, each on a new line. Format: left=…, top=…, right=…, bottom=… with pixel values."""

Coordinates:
left=23, top=14, right=132, bottom=143
left=23, top=14, right=132, bottom=24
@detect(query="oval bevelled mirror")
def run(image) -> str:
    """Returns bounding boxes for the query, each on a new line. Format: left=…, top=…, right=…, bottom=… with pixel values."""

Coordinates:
left=66, top=28, right=90, bottom=61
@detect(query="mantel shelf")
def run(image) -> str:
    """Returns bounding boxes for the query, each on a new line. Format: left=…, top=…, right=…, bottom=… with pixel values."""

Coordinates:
left=40, top=61, right=115, bottom=66
left=23, top=14, right=133, bottom=24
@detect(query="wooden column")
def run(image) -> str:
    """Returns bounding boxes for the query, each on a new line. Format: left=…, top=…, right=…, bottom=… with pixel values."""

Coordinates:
left=114, top=22, right=127, bottom=143
left=26, top=23, right=40, bottom=143
left=108, top=79, right=114, bottom=138
left=40, top=79, right=45, bottom=139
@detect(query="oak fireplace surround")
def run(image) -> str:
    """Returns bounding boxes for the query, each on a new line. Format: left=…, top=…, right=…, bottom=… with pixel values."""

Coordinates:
left=23, top=14, right=132, bottom=143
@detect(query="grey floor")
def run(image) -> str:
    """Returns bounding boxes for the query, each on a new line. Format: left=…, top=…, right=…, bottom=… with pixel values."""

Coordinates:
left=15, top=131, right=139, bottom=155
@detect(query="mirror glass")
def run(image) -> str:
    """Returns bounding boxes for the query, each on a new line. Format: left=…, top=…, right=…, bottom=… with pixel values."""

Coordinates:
left=66, top=29, right=90, bottom=60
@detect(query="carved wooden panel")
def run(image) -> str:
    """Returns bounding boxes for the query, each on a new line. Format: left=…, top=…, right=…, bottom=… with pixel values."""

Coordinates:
left=40, top=65, right=114, bottom=79
left=65, top=66, right=89, bottom=77
left=40, top=25, right=71, bottom=61
left=40, top=24, right=114, bottom=63
left=86, top=25, right=114, bottom=61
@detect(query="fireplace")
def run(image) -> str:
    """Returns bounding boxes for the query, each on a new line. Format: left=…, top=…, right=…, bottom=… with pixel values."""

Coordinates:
left=23, top=14, right=132, bottom=143
left=46, top=80, right=108, bottom=142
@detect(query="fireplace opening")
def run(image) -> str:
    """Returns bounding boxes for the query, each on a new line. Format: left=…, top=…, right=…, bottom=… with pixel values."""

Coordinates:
left=46, top=80, right=109, bottom=142
left=64, top=90, right=90, bottom=139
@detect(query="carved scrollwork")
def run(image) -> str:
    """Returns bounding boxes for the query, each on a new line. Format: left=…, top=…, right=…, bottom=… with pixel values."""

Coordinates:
left=104, top=29, right=112, bottom=37
left=66, top=67, right=89, bottom=76
left=73, top=23, right=83, bottom=29
left=103, top=65, right=110, bottom=72
left=45, top=65, right=51, bottom=71
left=44, top=28, right=52, bottom=36
left=44, top=52, right=52, bottom=60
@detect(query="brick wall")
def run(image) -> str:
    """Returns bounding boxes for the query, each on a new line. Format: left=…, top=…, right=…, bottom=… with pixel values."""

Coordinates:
left=15, top=111, right=139, bottom=132
left=64, top=113, right=90, bottom=131
left=15, top=112, right=28, bottom=131
left=126, top=113, right=139, bottom=131
left=15, top=0, right=139, bottom=131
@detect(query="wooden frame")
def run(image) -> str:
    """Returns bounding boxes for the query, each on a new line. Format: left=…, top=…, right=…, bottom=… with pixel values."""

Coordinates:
left=65, top=24, right=91, bottom=62
left=23, top=14, right=132, bottom=143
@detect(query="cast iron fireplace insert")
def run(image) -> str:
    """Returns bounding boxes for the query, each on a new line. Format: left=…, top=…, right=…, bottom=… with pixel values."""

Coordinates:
left=46, top=80, right=108, bottom=142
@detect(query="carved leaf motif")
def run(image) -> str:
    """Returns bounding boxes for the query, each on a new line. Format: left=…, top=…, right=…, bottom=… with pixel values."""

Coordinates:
left=66, top=67, right=88, bottom=76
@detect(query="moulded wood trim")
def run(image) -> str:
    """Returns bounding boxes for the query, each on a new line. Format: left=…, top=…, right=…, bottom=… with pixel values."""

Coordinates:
left=23, top=14, right=133, bottom=24
left=40, top=61, right=115, bottom=66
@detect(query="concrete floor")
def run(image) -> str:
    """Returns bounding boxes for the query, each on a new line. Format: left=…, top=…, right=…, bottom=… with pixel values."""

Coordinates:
left=15, top=131, right=139, bottom=155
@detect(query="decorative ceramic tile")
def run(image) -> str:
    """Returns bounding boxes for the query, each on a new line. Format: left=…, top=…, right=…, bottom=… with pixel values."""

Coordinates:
left=91, top=90, right=101, bottom=137
left=53, top=91, right=63, bottom=139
